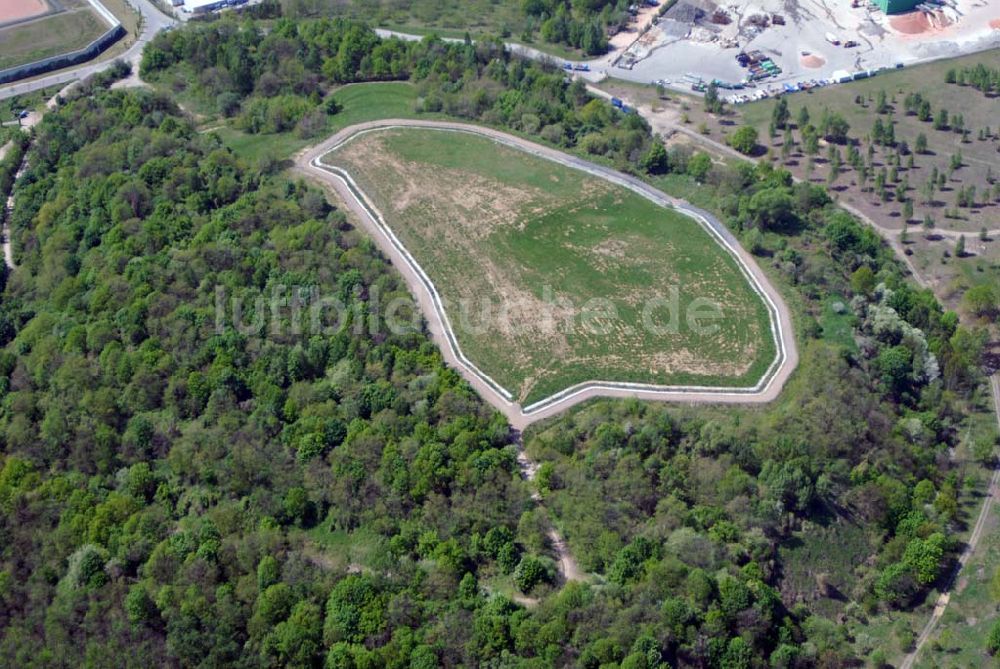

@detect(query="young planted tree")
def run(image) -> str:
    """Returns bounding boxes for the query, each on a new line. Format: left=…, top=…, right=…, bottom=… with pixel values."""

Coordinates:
left=772, top=97, right=790, bottom=131
left=934, top=108, right=949, bottom=130
left=729, top=125, right=759, bottom=155
left=876, top=89, right=889, bottom=114
left=827, top=148, right=842, bottom=187
left=918, top=99, right=932, bottom=122
left=704, top=82, right=724, bottom=114
left=797, top=105, right=810, bottom=128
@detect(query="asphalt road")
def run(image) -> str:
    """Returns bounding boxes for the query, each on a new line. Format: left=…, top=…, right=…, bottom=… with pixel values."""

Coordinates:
left=0, top=0, right=176, bottom=102
left=296, top=120, right=798, bottom=431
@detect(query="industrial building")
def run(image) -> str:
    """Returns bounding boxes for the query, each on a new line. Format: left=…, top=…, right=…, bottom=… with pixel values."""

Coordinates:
left=874, top=0, right=921, bottom=14
left=180, top=0, right=247, bottom=15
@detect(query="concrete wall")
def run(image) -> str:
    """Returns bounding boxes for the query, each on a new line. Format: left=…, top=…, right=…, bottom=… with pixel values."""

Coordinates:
left=0, top=22, right=125, bottom=85
left=85, top=0, right=121, bottom=27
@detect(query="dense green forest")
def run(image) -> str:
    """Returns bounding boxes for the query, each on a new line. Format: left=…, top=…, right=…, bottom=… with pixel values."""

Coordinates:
left=279, top=0, right=624, bottom=55
left=0, top=16, right=997, bottom=669
left=140, top=17, right=650, bottom=167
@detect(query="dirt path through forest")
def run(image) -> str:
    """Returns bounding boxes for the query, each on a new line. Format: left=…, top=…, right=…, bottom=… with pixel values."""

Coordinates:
left=574, top=87, right=1000, bottom=648
left=297, top=120, right=799, bottom=586
left=901, top=374, right=1000, bottom=668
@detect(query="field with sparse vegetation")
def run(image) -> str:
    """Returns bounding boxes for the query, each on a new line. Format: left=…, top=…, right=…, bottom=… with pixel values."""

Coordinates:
left=323, top=126, right=775, bottom=404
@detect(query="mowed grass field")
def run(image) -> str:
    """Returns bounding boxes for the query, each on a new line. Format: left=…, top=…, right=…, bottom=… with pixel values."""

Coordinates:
left=323, top=127, right=775, bottom=404
left=0, top=3, right=107, bottom=70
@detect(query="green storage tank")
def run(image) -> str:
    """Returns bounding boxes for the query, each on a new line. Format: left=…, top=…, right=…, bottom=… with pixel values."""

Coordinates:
left=875, top=0, right=921, bottom=14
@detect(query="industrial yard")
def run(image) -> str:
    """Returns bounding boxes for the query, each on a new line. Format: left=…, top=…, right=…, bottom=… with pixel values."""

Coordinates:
left=603, top=0, right=1000, bottom=99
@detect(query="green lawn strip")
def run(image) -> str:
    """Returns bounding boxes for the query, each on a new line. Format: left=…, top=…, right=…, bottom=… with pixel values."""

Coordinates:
left=819, top=295, right=858, bottom=353
left=777, top=519, right=873, bottom=619
left=914, top=504, right=1000, bottom=665
left=301, top=525, right=389, bottom=572
left=210, top=82, right=446, bottom=163
left=373, top=23, right=584, bottom=60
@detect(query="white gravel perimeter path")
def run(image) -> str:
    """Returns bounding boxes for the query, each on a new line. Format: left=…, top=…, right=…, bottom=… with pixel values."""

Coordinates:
left=296, top=119, right=798, bottom=430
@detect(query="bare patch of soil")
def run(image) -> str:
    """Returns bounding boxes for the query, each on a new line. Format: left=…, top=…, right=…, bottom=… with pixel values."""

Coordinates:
left=800, top=53, right=825, bottom=68
left=336, top=131, right=542, bottom=241
left=890, top=10, right=951, bottom=36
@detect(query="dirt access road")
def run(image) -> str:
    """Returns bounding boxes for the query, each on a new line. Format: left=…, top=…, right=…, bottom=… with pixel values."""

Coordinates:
left=2, top=88, right=61, bottom=272
left=592, top=82, right=999, bottom=666
left=296, top=120, right=798, bottom=432
left=901, top=373, right=1000, bottom=668
left=614, top=88, right=1000, bottom=666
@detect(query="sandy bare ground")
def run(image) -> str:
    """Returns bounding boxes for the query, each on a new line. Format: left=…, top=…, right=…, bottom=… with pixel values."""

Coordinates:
left=1, top=139, right=11, bottom=270
left=1, top=90, right=61, bottom=273
left=2, top=152, right=26, bottom=271
left=515, top=449, right=584, bottom=583
left=608, top=2, right=660, bottom=51
left=0, top=0, right=47, bottom=25
left=296, top=120, right=798, bottom=431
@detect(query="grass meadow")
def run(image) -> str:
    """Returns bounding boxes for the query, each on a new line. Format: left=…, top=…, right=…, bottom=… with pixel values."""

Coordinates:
left=323, top=126, right=775, bottom=405
left=211, top=82, right=447, bottom=164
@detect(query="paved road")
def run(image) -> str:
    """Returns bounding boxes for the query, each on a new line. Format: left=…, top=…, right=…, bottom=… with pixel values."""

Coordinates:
left=0, top=0, right=175, bottom=102
left=296, top=119, right=798, bottom=431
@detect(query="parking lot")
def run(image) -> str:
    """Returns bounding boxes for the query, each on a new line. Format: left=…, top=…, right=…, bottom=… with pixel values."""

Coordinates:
left=601, top=0, right=1000, bottom=101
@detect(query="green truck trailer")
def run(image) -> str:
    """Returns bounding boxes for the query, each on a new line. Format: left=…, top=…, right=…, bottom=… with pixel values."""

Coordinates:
left=875, top=0, right=921, bottom=14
